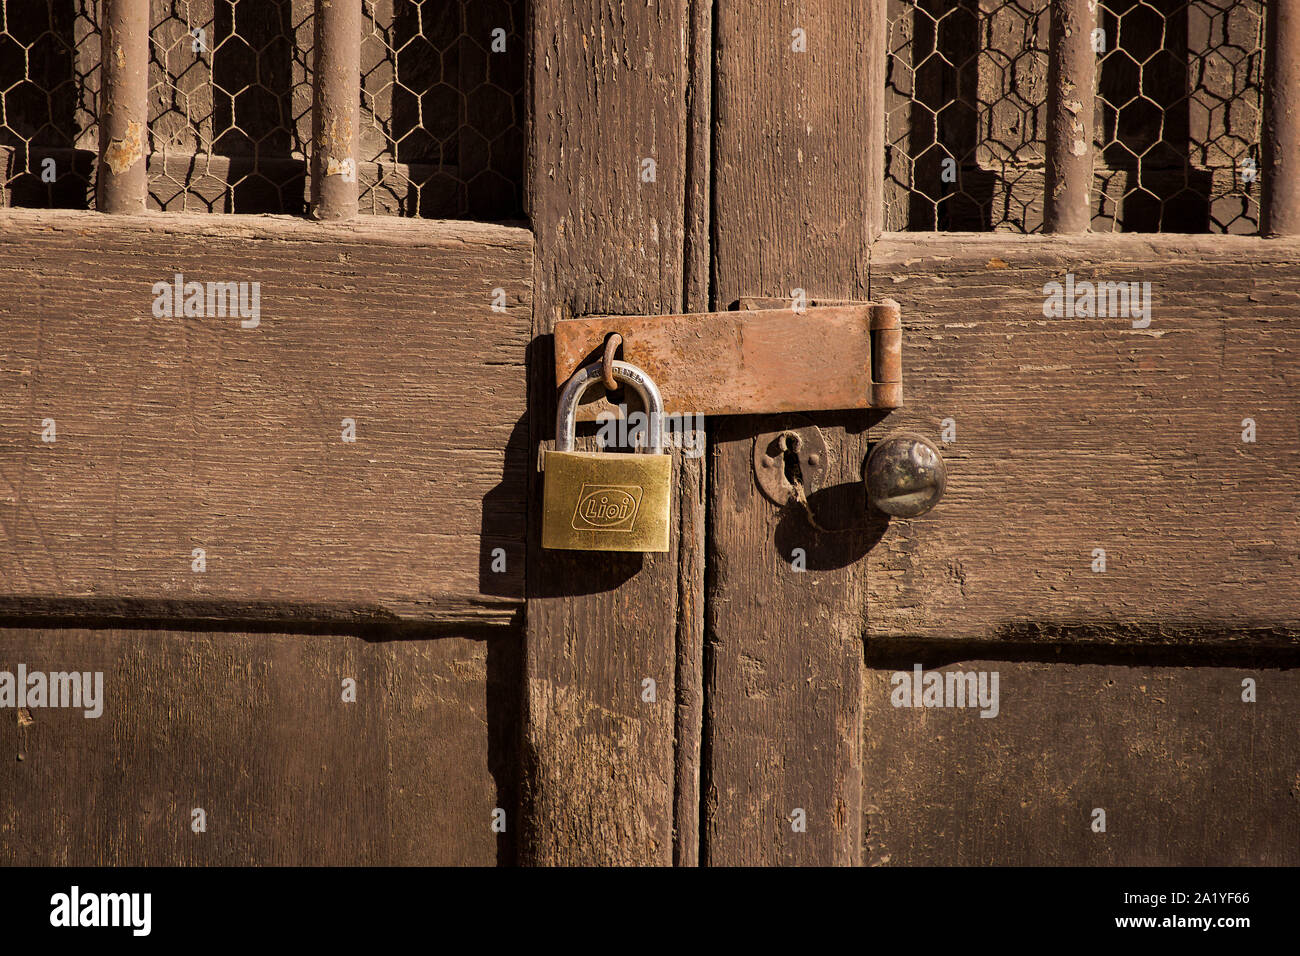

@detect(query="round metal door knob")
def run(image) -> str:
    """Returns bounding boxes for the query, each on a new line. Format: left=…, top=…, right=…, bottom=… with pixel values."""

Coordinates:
left=865, top=433, right=947, bottom=517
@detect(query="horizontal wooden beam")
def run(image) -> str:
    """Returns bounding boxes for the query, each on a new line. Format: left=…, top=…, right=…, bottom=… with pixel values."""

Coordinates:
left=867, top=232, right=1300, bottom=647
left=0, top=145, right=476, bottom=217
left=0, top=210, right=531, bottom=625
left=554, top=305, right=894, bottom=420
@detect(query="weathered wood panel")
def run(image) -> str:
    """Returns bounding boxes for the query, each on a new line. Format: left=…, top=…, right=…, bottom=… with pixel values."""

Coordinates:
left=704, top=0, right=886, bottom=866
left=863, top=649, right=1300, bottom=865
left=0, top=625, right=520, bottom=865
left=522, top=0, right=691, bottom=865
left=0, top=209, right=531, bottom=625
left=867, top=233, right=1300, bottom=646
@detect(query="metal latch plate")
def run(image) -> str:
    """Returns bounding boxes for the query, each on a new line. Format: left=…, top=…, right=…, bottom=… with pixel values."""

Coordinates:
left=553, top=300, right=901, bottom=421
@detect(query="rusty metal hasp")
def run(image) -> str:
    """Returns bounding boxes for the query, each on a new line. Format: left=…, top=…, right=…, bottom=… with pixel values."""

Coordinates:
left=553, top=300, right=902, bottom=421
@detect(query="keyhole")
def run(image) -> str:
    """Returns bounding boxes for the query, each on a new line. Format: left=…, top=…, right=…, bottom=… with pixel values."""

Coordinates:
left=753, top=419, right=828, bottom=508
left=780, top=432, right=804, bottom=495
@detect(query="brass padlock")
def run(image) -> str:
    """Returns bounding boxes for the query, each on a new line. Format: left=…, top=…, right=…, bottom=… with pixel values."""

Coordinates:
left=542, top=360, right=672, bottom=552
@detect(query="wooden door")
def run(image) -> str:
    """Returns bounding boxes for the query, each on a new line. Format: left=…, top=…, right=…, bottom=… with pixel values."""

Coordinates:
left=3, top=0, right=1296, bottom=869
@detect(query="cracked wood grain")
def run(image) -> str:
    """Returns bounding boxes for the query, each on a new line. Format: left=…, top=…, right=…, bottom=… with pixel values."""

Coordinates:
left=862, top=652, right=1300, bottom=865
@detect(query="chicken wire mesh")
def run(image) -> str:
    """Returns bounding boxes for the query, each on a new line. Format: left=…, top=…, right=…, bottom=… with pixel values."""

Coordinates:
left=884, top=0, right=1266, bottom=233
left=0, top=0, right=99, bottom=208
left=3, top=1, right=1267, bottom=229
left=0, top=0, right=525, bottom=218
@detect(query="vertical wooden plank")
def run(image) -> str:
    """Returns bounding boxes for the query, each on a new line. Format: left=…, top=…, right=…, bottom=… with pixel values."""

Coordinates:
left=674, top=0, right=714, bottom=866
left=523, top=0, right=691, bottom=865
left=705, top=0, right=885, bottom=865
left=312, top=0, right=361, bottom=220
left=1045, top=0, right=1097, bottom=233
left=1263, top=0, right=1300, bottom=235
left=97, top=0, right=149, bottom=213
left=673, top=441, right=706, bottom=866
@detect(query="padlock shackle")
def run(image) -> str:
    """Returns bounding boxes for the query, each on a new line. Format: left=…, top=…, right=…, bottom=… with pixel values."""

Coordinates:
left=555, top=360, right=665, bottom=454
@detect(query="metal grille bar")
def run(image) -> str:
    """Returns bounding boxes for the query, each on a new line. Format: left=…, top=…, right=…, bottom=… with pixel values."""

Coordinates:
left=1263, top=0, right=1299, bottom=234
left=1045, top=0, right=1098, bottom=231
left=97, top=0, right=147, bottom=212
left=311, top=0, right=359, bottom=220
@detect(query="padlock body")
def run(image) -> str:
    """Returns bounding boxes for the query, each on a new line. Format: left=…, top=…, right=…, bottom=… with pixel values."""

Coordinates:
left=542, top=450, right=672, bottom=552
